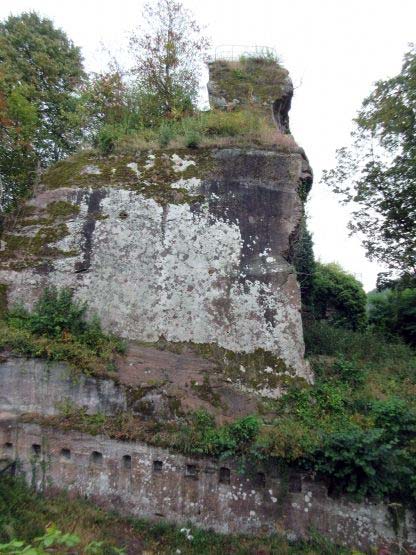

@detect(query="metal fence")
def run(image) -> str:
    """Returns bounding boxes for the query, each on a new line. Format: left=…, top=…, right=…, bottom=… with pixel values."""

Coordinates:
left=210, top=45, right=278, bottom=62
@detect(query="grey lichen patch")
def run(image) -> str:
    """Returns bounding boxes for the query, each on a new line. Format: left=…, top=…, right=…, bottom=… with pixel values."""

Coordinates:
left=41, top=148, right=216, bottom=207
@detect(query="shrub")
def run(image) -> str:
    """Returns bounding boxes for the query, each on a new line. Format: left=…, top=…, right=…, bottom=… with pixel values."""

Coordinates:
left=8, top=288, right=87, bottom=339
left=368, top=287, right=416, bottom=347
left=3, top=287, right=125, bottom=375
left=94, top=124, right=123, bottom=155
left=183, top=127, right=201, bottom=148
left=312, top=262, right=367, bottom=331
left=158, top=122, right=175, bottom=147
left=304, top=320, right=414, bottom=363
left=370, top=398, right=416, bottom=444
left=307, top=428, right=397, bottom=500
left=173, top=410, right=261, bottom=458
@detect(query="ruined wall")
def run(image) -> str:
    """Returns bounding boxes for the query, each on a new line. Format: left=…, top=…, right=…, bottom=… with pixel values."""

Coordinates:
left=1, top=416, right=414, bottom=552
left=0, top=146, right=312, bottom=386
left=1, top=362, right=415, bottom=553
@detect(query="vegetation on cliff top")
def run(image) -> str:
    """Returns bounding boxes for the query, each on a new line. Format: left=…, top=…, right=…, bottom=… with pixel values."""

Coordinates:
left=208, top=54, right=288, bottom=106
left=0, top=2, right=294, bottom=214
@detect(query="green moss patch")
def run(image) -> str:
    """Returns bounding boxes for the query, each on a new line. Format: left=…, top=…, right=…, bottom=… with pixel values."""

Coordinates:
left=40, top=149, right=216, bottom=206
left=209, top=58, right=289, bottom=106
left=139, top=338, right=297, bottom=392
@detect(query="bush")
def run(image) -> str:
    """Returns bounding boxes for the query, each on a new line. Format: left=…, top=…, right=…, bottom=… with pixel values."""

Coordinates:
left=158, top=122, right=176, bottom=147
left=307, top=428, right=397, bottom=500
left=8, top=288, right=88, bottom=339
left=312, top=262, right=367, bottom=331
left=368, top=287, right=416, bottom=347
left=3, top=287, right=125, bottom=375
left=304, top=320, right=414, bottom=363
left=173, top=410, right=261, bottom=458
left=94, top=124, right=123, bottom=155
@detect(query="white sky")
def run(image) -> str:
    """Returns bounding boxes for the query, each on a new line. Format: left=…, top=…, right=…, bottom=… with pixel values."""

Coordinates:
left=1, top=0, right=415, bottom=291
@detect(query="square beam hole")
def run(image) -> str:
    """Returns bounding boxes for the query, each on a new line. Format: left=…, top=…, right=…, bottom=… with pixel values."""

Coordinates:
left=90, top=451, right=103, bottom=465
left=219, top=467, right=231, bottom=484
left=60, top=448, right=71, bottom=460
left=122, top=454, right=132, bottom=470
left=31, top=444, right=41, bottom=457
left=186, top=464, right=199, bottom=479
left=153, top=460, right=163, bottom=473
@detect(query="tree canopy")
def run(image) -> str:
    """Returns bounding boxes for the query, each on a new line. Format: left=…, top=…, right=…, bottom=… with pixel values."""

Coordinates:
left=0, top=12, right=85, bottom=209
left=323, top=46, right=416, bottom=280
left=311, top=262, right=367, bottom=331
left=129, top=0, right=209, bottom=117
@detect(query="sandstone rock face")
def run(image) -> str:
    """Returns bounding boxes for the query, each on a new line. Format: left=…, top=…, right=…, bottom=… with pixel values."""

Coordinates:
left=0, top=358, right=126, bottom=416
left=0, top=146, right=311, bottom=387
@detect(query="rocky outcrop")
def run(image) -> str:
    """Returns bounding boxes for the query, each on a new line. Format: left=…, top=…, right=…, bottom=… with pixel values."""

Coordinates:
left=0, top=144, right=312, bottom=390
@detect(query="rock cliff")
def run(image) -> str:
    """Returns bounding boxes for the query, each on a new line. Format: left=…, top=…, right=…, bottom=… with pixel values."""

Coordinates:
left=0, top=56, right=311, bottom=398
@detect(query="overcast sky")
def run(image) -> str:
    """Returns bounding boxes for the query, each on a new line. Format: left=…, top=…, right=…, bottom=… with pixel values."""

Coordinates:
left=1, top=0, right=415, bottom=290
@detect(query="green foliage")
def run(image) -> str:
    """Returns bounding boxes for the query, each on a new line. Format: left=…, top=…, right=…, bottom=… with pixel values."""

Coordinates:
left=8, top=288, right=87, bottom=339
left=0, top=479, right=123, bottom=554
left=114, top=108, right=283, bottom=151
left=0, top=12, right=85, bottom=209
left=0, top=525, right=83, bottom=554
left=368, top=286, right=416, bottom=347
left=129, top=0, right=209, bottom=117
left=311, top=262, right=367, bottom=330
left=94, top=124, right=124, bottom=155
left=158, top=122, right=176, bottom=147
left=308, top=428, right=397, bottom=499
left=1, top=287, right=125, bottom=376
left=323, top=46, right=416, bottom=277
left=291, top=217, right=315, bottom=307
left=169, top=411, right=261, bottom=459
left=304, top=319, right=413, bottom=361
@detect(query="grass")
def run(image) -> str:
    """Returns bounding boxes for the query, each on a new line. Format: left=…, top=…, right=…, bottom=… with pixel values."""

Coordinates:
left=0, top=476, right=362, bottom=555
left=110, top=109, right=297, bottom=154
left=208, top=56, right=289, bottom=106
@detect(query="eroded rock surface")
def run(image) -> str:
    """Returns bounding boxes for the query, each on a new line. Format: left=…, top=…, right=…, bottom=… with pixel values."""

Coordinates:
left=0, top=146, right=312, bottom=391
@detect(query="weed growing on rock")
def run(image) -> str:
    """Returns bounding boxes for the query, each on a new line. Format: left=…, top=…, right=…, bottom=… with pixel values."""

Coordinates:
left=0, top=287, right=125, bottom=376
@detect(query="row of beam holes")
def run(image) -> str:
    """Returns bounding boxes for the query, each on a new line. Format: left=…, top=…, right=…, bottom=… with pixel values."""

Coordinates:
left=6, top=444, right=301, bottom=492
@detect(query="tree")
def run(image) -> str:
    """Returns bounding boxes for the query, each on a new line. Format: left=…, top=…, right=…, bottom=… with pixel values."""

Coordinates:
left=368, top=287, right=416, bottom=347
left=0, top=12, right=85, bottom=209
left=312, top=262, right=367, bottom=331
left=291, top=217, right=315, bottom=308
left=129, top=0, right=209, bottom=118
left=323, top=46, right=416, bottom=280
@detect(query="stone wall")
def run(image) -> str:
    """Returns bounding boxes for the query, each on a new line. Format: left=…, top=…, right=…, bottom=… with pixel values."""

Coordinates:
left=1, top=416, right=414, bottom=552
left=0, top=360, right=415, bottom=552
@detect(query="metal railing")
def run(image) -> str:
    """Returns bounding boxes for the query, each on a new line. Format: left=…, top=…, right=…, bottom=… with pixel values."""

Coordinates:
left=210, top=45, right=279, bottom=62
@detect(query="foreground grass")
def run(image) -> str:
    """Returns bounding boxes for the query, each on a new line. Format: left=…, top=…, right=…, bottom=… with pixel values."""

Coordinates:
left=0, top=476, right=359, bottom=555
